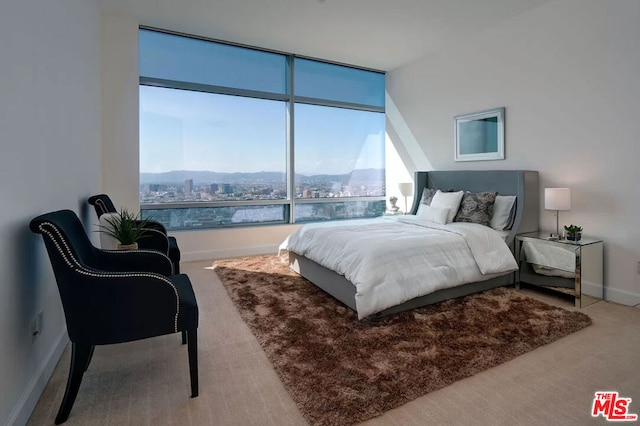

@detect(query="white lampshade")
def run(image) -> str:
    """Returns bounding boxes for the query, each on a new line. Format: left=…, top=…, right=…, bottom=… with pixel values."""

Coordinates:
left=544, top=188, right=571, bottom=211
left=398, top=182, right=413, bottom=197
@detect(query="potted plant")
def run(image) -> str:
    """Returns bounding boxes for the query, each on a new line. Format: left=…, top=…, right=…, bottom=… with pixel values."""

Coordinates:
left=98, top=209, right=151, bottom=250
left=564, top=224, right=583, bottom=241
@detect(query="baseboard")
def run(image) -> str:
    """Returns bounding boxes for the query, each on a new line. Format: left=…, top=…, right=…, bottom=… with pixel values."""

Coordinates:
left=181, top=244, right=279, bottom=262
left=603, top=286, right=640, bottom=307
left=7, top=329, right=68, bottom=426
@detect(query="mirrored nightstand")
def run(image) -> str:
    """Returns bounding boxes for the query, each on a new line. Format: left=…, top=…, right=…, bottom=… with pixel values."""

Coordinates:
left=516, top=231, right=604, bottom=308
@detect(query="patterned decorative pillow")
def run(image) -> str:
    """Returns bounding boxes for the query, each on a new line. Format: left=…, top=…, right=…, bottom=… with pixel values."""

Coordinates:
left=453, top=191, right=498, bottom=226
left=420, top=188, right=438, bottom=206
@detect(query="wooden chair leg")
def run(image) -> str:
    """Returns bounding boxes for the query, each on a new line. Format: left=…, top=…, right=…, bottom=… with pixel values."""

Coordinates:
left=187, top=329, right=198, bottom=397
left=55, top=343, right=93, bottom=424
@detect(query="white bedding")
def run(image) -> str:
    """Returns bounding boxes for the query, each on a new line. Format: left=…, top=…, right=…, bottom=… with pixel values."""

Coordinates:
left=279, top=216, right=518, bottom=319
left=521, top=239, right=576, bottom=278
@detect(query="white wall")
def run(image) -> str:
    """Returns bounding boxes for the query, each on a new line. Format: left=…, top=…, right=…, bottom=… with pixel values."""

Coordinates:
left=0, top=0, right=102, bottom=424
left=102, top=13, right=140, bottom=211
left=386, top=0, right=640, bottom=305
left=178, top=225, right=299, bottom=261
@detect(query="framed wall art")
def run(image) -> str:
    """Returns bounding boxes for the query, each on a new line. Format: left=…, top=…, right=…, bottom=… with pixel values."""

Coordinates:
left=454, top=107, right=505, bottom=162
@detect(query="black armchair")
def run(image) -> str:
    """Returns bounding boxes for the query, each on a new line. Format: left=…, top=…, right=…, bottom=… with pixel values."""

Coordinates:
left=87, top=194, right=181, bottom=273
left=30, top=210, right=198, bottom=424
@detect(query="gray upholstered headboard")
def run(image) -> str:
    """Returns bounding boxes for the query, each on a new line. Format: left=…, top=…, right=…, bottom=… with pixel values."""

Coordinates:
left=409, top=170, right=539, bottom=248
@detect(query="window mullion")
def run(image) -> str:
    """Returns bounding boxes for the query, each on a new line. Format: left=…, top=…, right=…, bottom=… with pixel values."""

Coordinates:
left=288, top=56, right=296, bottom=224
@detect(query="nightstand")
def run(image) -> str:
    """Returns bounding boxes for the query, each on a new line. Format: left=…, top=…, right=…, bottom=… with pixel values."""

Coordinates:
left=516, top=231, right=603, bottom=308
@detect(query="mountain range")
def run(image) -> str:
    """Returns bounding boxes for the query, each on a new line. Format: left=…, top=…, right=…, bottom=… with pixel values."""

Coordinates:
left=140, top=168, right=385, bottom=185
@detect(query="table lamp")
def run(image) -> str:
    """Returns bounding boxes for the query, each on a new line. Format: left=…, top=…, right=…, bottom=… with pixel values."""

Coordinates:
left=544, top=187, right=571, bottom=239
left=398, top=182, right=413, bottom=214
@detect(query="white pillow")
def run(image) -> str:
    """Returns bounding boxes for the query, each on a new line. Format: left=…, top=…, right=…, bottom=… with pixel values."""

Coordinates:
left=416, top=204, right=450, bottom=225
left=430, top=190, right=464, bottom=223
left=490, top=195, right=517, bottom=230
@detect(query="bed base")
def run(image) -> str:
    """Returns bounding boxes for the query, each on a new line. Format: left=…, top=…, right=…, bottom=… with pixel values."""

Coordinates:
left=289, top=252, right=515, bottom=320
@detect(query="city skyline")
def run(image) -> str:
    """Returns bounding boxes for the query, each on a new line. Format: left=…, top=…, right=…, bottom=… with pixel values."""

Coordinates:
left=140, top=172, right=387, bottom=228
left=140, top=168, right=385, bottom=203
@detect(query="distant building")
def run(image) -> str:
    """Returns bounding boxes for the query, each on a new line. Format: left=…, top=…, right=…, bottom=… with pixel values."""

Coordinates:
left=209, top=183, right=219, bottom=194
left=184, top=179, right=193, bottom=193
left=219, top=183, right=233, bottom=194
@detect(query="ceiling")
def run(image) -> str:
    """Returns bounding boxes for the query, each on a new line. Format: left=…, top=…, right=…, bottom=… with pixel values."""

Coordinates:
left=100, top=0, right=552, bottom=71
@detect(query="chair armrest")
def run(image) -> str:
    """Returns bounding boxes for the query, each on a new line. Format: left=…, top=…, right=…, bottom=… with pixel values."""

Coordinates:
left=65, top=272, right=188, bottom=344
left=136, top=219, right=168, bottom=235
left=91, top=249, right=174, bottom=276
left=138, top=228, right=170, bottom=255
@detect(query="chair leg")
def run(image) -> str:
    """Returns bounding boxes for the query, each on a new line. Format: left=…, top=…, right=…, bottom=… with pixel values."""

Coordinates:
left=187, top=329, right=198, bottom=398
left=84, top=345, right=95, bottom=372
left=55, top=343, right=93, bottom=424
left=181, top=330, right=187, bottom=344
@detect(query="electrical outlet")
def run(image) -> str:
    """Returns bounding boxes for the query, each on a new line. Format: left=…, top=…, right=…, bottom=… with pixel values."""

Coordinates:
left=30, top=311, right=43, bottom=342
left=30, top=318, right=39, bottom=342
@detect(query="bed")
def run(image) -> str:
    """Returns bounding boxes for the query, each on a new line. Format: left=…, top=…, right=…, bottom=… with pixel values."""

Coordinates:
left=281, top=170, right=539, bottom=320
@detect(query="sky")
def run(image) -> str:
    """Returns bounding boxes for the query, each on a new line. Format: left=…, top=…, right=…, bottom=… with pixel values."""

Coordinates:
left=139, top=86, right=385, bottom=176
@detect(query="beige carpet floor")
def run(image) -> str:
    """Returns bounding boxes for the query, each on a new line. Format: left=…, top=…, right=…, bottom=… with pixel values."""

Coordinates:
left=27, top=258, right=640, bottom=426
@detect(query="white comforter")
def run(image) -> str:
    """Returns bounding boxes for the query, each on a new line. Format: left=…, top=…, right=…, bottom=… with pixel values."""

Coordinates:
left=521, top=239, right=576, bottom=278
left=279, top=216, right=518, bottom=319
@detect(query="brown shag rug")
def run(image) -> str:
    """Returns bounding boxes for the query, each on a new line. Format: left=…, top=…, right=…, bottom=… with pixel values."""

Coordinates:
left=214, top=254, right=591, bottom=426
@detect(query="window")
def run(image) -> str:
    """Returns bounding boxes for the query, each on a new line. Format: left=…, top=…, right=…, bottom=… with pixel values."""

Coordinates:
left=139, top=28, right=385, bottom=229
left=293, top=104, right=386, bottom=222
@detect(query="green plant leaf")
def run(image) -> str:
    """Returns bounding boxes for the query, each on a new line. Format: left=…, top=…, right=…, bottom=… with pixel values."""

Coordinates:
left=563, top=224, right=583, bottom=233
left=97, top=209, right=153, bottom=245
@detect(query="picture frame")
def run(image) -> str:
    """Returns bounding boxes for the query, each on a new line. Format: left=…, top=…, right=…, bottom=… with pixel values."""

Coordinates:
left=454, top=107, right=505, bottom=162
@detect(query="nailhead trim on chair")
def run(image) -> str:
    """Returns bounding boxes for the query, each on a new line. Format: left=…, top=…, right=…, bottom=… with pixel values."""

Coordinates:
left=38, top=222, right=180, bottom=332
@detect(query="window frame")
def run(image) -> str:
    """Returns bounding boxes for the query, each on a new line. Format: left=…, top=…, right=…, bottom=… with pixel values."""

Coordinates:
left=139, top=26, right=386, bottom=229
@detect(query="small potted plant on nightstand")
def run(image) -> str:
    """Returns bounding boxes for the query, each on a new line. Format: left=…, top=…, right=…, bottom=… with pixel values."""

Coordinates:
left=98, top=209, right=151, bottom=250
left=564, top=224, right=583, bottom=241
